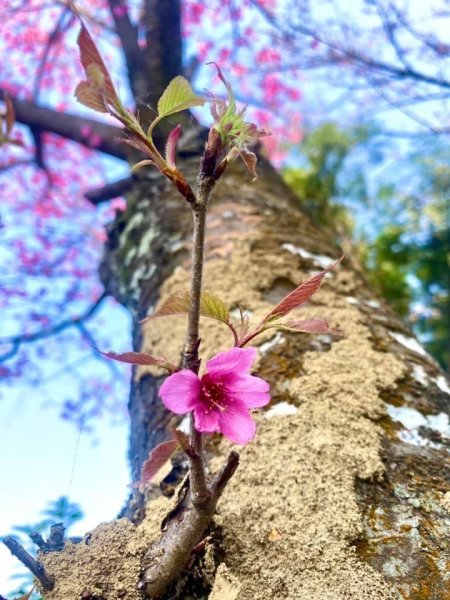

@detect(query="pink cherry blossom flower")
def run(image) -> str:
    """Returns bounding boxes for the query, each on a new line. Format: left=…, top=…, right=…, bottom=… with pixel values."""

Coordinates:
left=159, top=347, right=270, bottom=445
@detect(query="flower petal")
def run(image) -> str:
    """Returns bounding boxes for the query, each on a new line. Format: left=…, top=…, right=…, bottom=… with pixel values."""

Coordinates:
left=225, top=373, right=270, bottom=408
left=206, top=347, right=257, bottom=375
left=219, top=401, right=257, bottom=445
left=193, top=405, right=220, bottom=433
left=159, top=370, right=200, bottom=414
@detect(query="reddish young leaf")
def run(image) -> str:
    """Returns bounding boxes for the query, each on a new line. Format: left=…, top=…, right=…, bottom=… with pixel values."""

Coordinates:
left=264, top=258, right=342, bottom=322
left=239, top=147, right=258, bottom=180
left=238, top=306, right=251, bottom=338
left=139, top=439, right=179, bottom=485
left=4, top=96, right=15, bottom=135
left=75, top=23, right=121, bottom=114
left=75, top=79, right=109, bottom=113
left=77, top=24, right=118, bottom=103
left=165, top=124, right=182, bottom=169
left=131, top=159, right=155, bottom=173
left=280, top=318, right=339, bottom=334
left=171, top=428, right=193, bottom=454
left=101, top=351, right=176, bottom=372
left=122, top=134, right=153, bottom=156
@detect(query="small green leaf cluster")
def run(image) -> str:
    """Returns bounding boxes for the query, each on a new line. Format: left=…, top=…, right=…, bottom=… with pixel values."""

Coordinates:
left=75, top=21, right=269, bottom=197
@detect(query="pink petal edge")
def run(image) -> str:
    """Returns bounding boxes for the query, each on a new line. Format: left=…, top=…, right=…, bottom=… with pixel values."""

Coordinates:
left=206, top=346, right=257, bottom=375
left=225, top=373, right=271, bottom=408
left=218, top=401, right=257, bottom=445
left=159, top=370, right=200, bottom=414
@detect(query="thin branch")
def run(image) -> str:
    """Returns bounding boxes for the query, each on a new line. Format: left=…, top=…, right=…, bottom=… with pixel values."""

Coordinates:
left=0, top=91, right=127, bottom=159
left=30, top=127, right=46, bottom=170
left=249, top=0, right=450, bottom=91
left=2, top=536, right=55, bottom=591
left=0, top=292, right=107, bottom=362
left=107, top=0, right=142, bottom=97
left=33, top=7, right=75, bottom=101
left=371, top=128, right=446, bottom=139
left=375, top=2, right=413, bottom=73
left=85, top=176, right=135, bottom=204
left=210, top=451, right=240, bottom=497
left=141, top=451, right=239, bottom=599
left=369, top=81, right=442, bottom=133
left=76, top=321, right=122, bottom=378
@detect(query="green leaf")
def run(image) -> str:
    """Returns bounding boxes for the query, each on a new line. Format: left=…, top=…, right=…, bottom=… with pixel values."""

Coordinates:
left=199, top=290, right=230, bottom=323
left=142, top=290, right=230, bottom=324
left=157, top=76, right=205, bottom=118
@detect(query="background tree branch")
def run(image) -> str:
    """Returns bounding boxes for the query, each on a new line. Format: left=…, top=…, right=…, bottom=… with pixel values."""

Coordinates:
left=0, top=91, right=127, bottom=158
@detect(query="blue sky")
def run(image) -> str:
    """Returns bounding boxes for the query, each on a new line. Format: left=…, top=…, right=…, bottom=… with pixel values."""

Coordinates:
left=0, top=378, right=130, bottom=592
left=0, top=296, right=132, bottom=593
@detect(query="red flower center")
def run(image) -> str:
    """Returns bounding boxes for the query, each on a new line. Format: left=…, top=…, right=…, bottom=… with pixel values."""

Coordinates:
left=201, top=374, right=226, bottom=412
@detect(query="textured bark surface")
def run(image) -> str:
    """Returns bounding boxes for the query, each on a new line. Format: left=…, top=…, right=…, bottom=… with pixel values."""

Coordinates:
left=40, top=155, right=450, bottom=599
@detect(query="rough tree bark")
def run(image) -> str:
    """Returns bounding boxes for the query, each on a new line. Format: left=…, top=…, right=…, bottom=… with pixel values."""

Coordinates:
left=37, top=154, right=450, bottom=599
left=6, top=0, right=449, bottom=597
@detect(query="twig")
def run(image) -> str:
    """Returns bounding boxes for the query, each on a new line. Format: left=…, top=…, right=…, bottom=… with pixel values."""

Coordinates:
left=3, top=536, right=55, bottom=591
left=182, top=164, right=218, bottom=508
left=47, top=523, right=65, bottom=552
left=0, top=90, right=126, bottom=159
left=141, top=131, right=239, bottom=599
left=85, top=176, right=135, bottom=205
left=210, top=451, right=240, bottom=497
left=141, top=452, right=239, bottom=598
left=29, top=532, right=48, bottom=552
left=0, top=292, right=107, bottom=363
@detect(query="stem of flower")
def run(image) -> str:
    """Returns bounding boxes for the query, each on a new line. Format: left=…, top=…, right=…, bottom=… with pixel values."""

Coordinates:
left=142, top=141, right=240, bottom=599
left=184, top=205, right=207, bottom=368
left=183, top=175, right=216, bottom=509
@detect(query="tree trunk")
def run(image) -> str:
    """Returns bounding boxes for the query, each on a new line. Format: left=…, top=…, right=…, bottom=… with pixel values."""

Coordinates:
left=39, top=155, right=450, bottom=599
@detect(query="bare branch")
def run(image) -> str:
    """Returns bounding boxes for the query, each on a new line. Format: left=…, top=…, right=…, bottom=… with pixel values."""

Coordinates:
left=0, top=292, right=107, bottom=363
left=85, top=176, right=135, bottom=205
left=3, top=536, right=55, bottom=591
left=107, top=0, right=143, bottom=97
left=0, top=91, right=127, bottom=159
left=33, top=6, right=75, bottom=101
left=251, top=0, right=450, bottom=90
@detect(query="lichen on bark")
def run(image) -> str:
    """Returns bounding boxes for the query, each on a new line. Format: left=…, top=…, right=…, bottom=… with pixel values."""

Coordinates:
left=36, top=158, right=450, bottom=599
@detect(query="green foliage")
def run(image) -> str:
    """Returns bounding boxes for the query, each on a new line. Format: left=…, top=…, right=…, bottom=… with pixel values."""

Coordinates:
left=284, top=123, right=449, bottom=371
left=363, top=227, right=412, bottom=316
left=413, top=227, right=449, bottom=370
left=157, top=76, right=205, bottom=118
left=282, top=122, right=373, bottom=233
